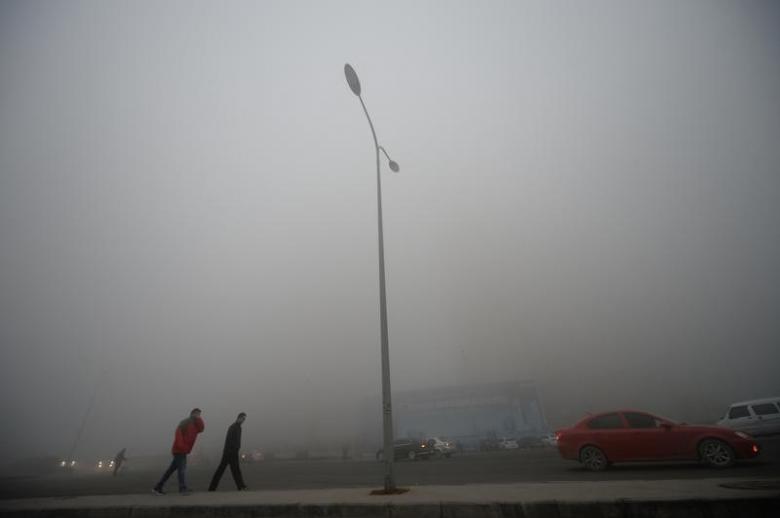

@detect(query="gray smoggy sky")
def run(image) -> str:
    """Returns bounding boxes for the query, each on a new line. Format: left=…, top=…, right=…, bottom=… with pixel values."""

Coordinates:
left=1, top=0, right=779, bottom=461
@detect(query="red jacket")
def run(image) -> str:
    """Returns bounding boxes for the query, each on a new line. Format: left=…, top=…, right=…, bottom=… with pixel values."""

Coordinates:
left=171, top=416, right=205, bottom=454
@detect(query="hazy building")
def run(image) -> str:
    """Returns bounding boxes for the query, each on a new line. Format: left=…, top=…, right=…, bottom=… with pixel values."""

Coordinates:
left=360, top=381, right=549, bottom=449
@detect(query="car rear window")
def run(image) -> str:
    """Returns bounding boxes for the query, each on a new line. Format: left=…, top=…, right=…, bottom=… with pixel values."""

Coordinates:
left=587, top=413, right=624, bottom=429
left=624, top=412, right=658, bottom=429
left=751, top=403, right=780, bottom=416
left=728, top=405, right=750, bottom=419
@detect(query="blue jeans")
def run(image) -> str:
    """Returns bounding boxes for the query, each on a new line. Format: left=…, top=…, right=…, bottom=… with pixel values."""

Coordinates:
left=155, top=454, right=188, bottom=492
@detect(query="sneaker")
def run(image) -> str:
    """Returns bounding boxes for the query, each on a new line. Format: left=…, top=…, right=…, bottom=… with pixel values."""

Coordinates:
left=152, top=488, right=165, bottom=496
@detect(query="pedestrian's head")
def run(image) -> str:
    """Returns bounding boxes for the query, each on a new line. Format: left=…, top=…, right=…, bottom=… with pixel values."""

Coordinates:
left=237, top=412, right=246, bottom=424
left=191, top=408, right=202, bottom=418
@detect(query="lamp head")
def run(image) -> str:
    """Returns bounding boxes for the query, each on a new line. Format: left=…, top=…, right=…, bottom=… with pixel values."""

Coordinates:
left=389, top=160, right=400, bottom=172
left=344, top=64, right=361, bottom=96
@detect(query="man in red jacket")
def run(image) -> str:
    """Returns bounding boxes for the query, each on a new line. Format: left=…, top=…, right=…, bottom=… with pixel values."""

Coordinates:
left=153, top=408, right=205, bottom=495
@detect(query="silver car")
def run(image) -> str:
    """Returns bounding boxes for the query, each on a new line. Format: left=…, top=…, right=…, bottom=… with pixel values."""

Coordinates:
left=426, top=437, right=456, bottom=457
left=717, top=397, right=780, bottom=436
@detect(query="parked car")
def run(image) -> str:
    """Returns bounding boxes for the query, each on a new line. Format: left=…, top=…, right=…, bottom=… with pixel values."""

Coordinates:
left=376, top=438, right=433, bottom=461
left=556, top=410, right=760, bottom=471
left=498, top=438, right=519, bottom=449
left=59, top=459, right=78, bottom=471
left=426, top=437, right=457, bottom=457
left=717, top=397, right=780, bottom=437
left=240, top=449, right=265, bottom=463
left=95, top=459, right=115, bottom=471
left=516, top=436, right=544, bottom=448
left=479, top=438, right=501, bottom=451
left=540, top=433, right=558, bottom=447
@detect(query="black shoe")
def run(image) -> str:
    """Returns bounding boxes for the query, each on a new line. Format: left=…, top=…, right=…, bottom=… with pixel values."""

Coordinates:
left=152, top=488, right=165, bottom=496
left=238, top=486, right=248, bottom=491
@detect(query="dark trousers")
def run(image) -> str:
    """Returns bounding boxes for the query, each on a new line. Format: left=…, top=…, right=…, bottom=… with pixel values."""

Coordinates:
left=155, top=454, right=188, bottom=492
left=208, top=450, right=245, bottom=490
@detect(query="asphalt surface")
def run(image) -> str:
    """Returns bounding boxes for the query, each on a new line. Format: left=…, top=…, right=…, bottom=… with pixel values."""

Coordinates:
left=3, top=437, right=779, bottom=500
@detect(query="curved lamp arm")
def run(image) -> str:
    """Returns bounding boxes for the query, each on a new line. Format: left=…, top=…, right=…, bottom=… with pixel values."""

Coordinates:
left=379, top=146, right=400, bottom=172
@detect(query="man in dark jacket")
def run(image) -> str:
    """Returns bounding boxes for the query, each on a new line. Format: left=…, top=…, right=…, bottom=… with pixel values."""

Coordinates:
left=153, top=408, right=205, bottom=495
left=208, top=412, right=247, bottom=491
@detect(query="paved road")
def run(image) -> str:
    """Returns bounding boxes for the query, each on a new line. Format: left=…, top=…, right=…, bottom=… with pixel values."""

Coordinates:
left=3, top=437, right=779, bottom=499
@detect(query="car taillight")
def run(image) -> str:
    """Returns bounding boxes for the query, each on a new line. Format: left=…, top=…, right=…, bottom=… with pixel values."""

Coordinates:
left=554, top=431, right=562, bottom=441
left=752, top=445, right=759, bottom=454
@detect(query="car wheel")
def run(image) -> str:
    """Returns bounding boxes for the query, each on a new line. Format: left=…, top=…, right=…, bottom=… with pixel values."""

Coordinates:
left=579, top=446, right=608, bottom=472
left=407, top=450, right=416, bottom=461
left=698, top=439, right=735, bottom=468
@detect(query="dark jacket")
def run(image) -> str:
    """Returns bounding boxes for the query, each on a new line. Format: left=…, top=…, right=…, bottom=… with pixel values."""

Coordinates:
left=223, top=422, right=242, bottom=454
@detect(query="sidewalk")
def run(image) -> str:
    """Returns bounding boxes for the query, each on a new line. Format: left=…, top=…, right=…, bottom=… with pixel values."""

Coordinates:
left=1, top=477, right=778, bottom=517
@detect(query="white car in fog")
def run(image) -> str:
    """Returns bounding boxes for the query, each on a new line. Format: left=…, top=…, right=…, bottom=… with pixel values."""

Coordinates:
left=498, top=438, right=519, bottom=449
left=540, top=433, right=557, bottom=447
left=717, top=397, right=780, bottom=436
left=425, top=437, right=456, bottom=457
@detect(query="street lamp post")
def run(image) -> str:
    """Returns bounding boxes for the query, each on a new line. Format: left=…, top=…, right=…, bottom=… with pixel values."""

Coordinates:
left=344, top=63, right=399, bottom=493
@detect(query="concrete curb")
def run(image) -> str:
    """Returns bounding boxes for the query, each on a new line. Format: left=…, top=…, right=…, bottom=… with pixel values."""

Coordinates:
left=3, top=479, right=779, bottom=517
left=2, top=498, right=779, bottom=518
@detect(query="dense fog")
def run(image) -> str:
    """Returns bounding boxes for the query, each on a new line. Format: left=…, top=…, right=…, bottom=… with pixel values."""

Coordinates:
left=1, top=0, right=779, bottom=464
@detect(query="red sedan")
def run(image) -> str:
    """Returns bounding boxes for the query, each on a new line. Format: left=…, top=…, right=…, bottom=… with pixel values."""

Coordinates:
left=556, top=410, right=760, bottom=471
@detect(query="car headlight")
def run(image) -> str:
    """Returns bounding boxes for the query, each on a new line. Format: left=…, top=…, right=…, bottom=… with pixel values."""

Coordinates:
left=735, top=431, right=752, bottom=440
